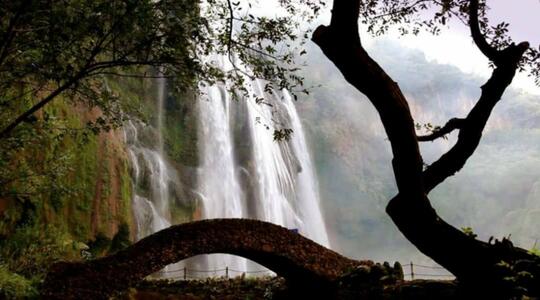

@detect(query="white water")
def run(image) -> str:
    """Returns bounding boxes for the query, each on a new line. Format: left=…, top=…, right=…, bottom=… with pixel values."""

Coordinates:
left=195, top=82, right=248, bottom=273
left=124, top=119, right=171, bottom=241
left=127, top=58, right=330, bottom=278
left=124, top=77, right=177, bottom=275
left=280, top=89, right=330, bottom=246
left=193, top=55, right=330, bottom=274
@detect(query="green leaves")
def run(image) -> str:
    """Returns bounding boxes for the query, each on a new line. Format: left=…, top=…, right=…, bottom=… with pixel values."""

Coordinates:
left=461, top=226, right=478, bottom=238
left=1, top=0, right=201, bottom=136
left=0, top=0, right=329, bottom=139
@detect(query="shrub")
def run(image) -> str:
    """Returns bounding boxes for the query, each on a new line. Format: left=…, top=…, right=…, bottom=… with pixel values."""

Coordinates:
left=0, top=265, right=38, bottom=299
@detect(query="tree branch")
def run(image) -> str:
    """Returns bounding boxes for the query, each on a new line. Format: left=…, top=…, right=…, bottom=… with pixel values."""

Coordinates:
left=0, top=27, right=113, bottom=139
left=231, top=40, right=281, bottom=60
left=0, top=73, right=86, bottom=139
left=369, top=0, right=430, bottom=20
left=417, top=118, right=465, bottom=142
left=421, top=45, right=529, bottom=192
left=91, top=71, right=176, bottom=79
left=469, top=0, right=499, bottom=62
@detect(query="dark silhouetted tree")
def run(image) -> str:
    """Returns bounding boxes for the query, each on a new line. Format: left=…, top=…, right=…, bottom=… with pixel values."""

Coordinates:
left=312, top=0, right=540, bottom=296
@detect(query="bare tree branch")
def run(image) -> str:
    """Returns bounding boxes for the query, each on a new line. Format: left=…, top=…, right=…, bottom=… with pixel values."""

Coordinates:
left=469, top=0, right=499, bottom=62
left=421, top=43, right=529, bottom=192
left=417, top=118, right=465, bottom=142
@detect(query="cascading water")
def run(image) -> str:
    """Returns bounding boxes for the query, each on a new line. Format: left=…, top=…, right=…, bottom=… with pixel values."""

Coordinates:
left=124, top=120, right=171, bottom=241
left=127, top=56, right=329, bottom=278
left=192, top=55, right=330, bottom=274
left=124, top=76, right=178, bottom=275
left=280, top=90, right=330, bottom=246
left=194, top=80, right=248, bottom=273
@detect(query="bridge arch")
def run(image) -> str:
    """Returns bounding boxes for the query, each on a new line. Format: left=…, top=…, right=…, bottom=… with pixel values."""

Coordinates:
left=43, top=219, right=361, bottom=299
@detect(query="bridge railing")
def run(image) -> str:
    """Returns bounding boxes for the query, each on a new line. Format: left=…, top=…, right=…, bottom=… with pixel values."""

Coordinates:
left=403, top=262, right=454, bottom=280
left=151, top=262, right=455, bottom=281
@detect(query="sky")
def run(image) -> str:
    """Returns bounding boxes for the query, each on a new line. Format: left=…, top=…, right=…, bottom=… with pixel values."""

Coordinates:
left=359, top=0, right=540, bottom=94
left=254, top=0, right=540, bottom=93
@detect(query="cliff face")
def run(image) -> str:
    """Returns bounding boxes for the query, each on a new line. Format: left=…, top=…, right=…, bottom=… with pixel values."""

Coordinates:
left=0, top=101, right=133, bottom=242
left=1, top=75, right=202, bottom=239
left=0, top=73, right=201, bottom=298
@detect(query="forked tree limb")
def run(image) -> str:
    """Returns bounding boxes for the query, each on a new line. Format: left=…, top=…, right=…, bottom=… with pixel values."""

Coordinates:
left=420, top=1, right=530, bottom=193
left=313, top=2, right=426, bottom=202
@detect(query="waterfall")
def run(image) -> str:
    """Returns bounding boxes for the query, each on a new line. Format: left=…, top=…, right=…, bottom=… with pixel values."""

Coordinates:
left=126, top=57, right=329, bottom=278
left=280, top=89, right=330, bottom=246
left=193, top=55, right=330, bottom=274
left=124, top=77, right=177, bottom=275
left=124, top=119, right=171, bottom=241
left=195, top=81, right=248, bottom=273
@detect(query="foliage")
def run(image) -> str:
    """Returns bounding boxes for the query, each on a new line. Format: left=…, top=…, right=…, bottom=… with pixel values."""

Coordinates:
left=0, top=0, right=538, bottom=296
left=0, top=224, right=90, bottom=298
left=162, top=85, right=199, bottom=166
left=0, top=224, right=84, bottom=281
left=273, top=128, right=294, bottom=141
left=415, top=122, right=444, bottom=138
left=124, top=277, right=287, bottom=300
left=493, top=260, right=538, bottom=299
left=461, top=226, right=478, bottom=239
left=0, top=115, right=75, bottom=208
left=0, top=0, right=201, bottom=137
left=0, top=1, right=324, bottom=236
left=0, top=265, right=38, bottom=300
left=87, top=232, right=112, bottom=258
left=85, top=225, right=132, bottom=257
left=0, top=98, right=86, bottom=239
left=529, top=247, right=540, bottom=257
left=0, top=93, right=133, bottom=242
left=0, top=0, right=328, bottom=140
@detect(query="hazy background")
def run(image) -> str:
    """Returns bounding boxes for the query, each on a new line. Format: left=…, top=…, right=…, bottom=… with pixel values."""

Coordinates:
left=296, top=38, right=540, bottom=269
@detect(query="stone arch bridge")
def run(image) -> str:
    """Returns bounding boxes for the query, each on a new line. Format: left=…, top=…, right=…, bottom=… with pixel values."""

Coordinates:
left=42, top=219, right=363, bottom=299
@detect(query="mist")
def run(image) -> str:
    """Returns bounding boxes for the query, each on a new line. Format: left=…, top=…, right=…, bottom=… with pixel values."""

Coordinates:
left=295, top=39, right=540, bottom=268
